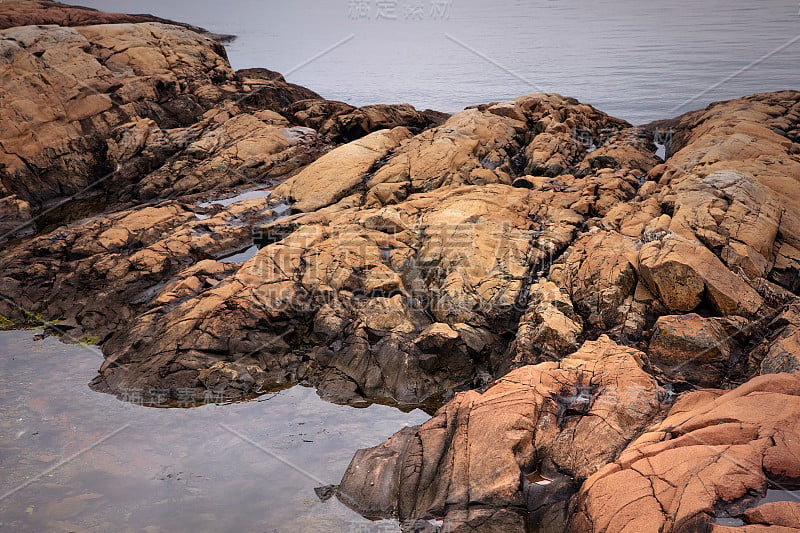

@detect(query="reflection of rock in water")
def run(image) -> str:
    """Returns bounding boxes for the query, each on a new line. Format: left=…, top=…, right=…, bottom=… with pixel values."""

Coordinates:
left=314, top=484, right=338, bottom=502
left=338, top=337, right=665, bottom=531
left=0, top=330, right=428, bottom=531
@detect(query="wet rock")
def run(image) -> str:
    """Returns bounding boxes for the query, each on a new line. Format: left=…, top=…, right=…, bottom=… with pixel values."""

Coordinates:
left=772, top=241, right=800, bottom=293
left=648, top=313, right=738, bottom=387
left=0, top=195, right=33, bottom=241
left=314, top=484, right=338, bottom=502
left=338, top=336, right=665, bottom=532
left=0, top=197, right=276, bottom=340
left=750, top=300, right=800, bottom=375
left=3, top=7, right=800, bottom=529
left=327, top=103, right=442, bottom=142
left=91, top=185, right=549, bottom=406
left=570, top=373, right=800, bottom=532
left=1, top=8, right=798, bottom=428
left=233, top=68, right=323, bottom=111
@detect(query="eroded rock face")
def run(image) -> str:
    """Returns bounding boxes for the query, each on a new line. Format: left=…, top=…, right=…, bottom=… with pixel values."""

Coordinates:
left=23, top=85, right=648, bottom=407
left=128, top=109, right=324, bottom=201
left=510, top=279, right=583, bottom=365
left=338, top=336, right=666, bottom=532
left=335, top=91, right=800, bottom=528
left=639, top=234, right=764, bottom=317
left=0, top=197, right=279, bottom=341
left=91, top=184, right=572, bottom=405
left=750, top=300, right=800, bottom=375
left=570, top=373, right=800, bottom=532
left=648, top=313, right=743, bottom=387
left=0, top=18, right=325, bottom=242
left=85, top=87, right=657, bottom=404
left=0, top=0, right=229, bottom=35
left=0, top=21, right=234, bottom=230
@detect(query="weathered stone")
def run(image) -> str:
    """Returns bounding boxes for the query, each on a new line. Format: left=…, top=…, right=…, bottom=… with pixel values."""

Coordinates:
left=338, top=336, right=665, bottom=532
left=4, top=6, right=800, bottom=531
left=284, top=99, right=445, bottom=142
left=414, top=322, right=459, bottom=351
left=750, top=300, right=800, bottom=375
left=132, top=111, right=323, bottom=200
left=551, top=230, right=639, bottom=331
left=511, top=279, right=583, bottom=364
left=639, top=235, right=764, bottom=316
left=648, top=313, right=737, bottom=387
left=744, top=501, right=800, bottom=528
left=271, top=127, right=412, bottom=212
left=571, top=373, right=800, bottom=532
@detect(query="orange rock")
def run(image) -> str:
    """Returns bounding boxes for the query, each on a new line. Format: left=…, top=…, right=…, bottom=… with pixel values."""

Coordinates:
left=572, top=373, right=800, bottom=532
left=648, top=313, right=737, bottom=387
left=745, top=501, right=800, bottom=528
left=339, top=337, right=665, bottom=532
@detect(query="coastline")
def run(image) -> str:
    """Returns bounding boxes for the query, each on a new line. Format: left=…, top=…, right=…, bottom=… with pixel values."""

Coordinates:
left=1, top=2, right=799, bottom=531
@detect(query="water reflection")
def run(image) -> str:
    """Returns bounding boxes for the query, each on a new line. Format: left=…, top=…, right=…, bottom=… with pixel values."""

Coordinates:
left=0, top=331, right=427, bottom=532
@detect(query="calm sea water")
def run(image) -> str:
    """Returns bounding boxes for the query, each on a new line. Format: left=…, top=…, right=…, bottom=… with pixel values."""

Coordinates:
left=0, top=331, right=427, bottom=532
left=78, top=0, right=800, bottom=123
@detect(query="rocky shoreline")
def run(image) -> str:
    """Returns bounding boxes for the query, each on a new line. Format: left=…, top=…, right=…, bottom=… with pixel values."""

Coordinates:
left=1, top=2, right=799, bottom=531
left=0, top=0, right=236, bottom=41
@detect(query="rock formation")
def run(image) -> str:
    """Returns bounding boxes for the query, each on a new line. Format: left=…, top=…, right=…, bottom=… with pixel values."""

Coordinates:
left=338, top=91, right=800, bottom=530
left=0, top=3, right=798, bottom=531
left=0, top=0, right=235, bottom=40
left=339, top=336, right=667, bottom=531
left=571, top=373, right=800, bottom=532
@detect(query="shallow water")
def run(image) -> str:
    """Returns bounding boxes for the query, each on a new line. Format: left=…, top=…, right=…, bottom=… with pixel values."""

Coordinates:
left=0, top=331, right=427, bottom=532
left=762, top=488, right=800, bottom=504
left=219, top=244, right=259, bottom=262
left=197, top=188, right=273, bottom=208
left=78, top=0, right=800, bottom=124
